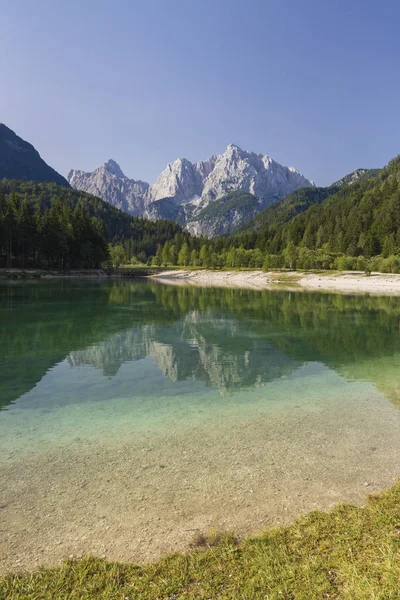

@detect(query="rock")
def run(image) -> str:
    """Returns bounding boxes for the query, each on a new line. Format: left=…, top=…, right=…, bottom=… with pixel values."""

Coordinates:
left=150, top=158, right=207, bottom=204
left=68, top=160, right=150, bottom=216
left=68, top=144, right=314, bottom=236
left=143, top=197, right=187, bottom=224
left=200, top=144, right=313, bottom=207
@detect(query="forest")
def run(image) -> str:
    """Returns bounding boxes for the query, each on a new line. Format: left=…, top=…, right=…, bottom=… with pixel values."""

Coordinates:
left=0, top=180, right=189, bottom=269
left=136, top=156, right=400, bottom=273
left=0, top=185, right=108, bottom=268
left=2, top=155, right=400, bottom=272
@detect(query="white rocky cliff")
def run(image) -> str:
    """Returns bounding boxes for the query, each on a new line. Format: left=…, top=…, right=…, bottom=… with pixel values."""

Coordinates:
left=67, top=145, right=314, bottom=233
left=68, top=159, right=150, bottom=216
left=200, top=144, right=310, bottom=202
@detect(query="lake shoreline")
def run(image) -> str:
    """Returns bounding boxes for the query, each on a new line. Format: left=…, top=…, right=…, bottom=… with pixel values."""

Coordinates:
left=151, top=269, right=400, bottom=295
left=3, top=267, right=400, bottom=294
left=0, top=268, right=108, bottom=280
left=3, top=481, right=400, bottom=597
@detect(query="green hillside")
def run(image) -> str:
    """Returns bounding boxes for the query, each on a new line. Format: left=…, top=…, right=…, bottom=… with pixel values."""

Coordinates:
left=221, top=159, right=399, bottom=271
left=239, top=186, right=332, bottom=234
left=151, top=160, right=400, bottom=271
left=0, top=180, right=187, bottom=269
left=240, top=168, right=380, bottom=235
left=268, top=158, right=400, bottom=260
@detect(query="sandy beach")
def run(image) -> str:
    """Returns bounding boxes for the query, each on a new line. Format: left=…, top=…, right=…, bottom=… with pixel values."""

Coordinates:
left=151, top=269, right=400, bottom=295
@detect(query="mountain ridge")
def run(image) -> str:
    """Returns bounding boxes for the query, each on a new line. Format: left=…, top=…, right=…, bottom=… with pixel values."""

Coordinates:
left=68, top=144, right=314, bottom=235
left=0, top=124, right=70, bottom=187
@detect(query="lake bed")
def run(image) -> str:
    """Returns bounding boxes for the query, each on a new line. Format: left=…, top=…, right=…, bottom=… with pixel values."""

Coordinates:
left=1, top=281, right=400, bottom=571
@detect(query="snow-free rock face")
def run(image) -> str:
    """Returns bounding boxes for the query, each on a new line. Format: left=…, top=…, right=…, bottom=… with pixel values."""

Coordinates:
left=151, top=158, right=203, bottom=204
left=68, top=145, right=314, bottom=235
left=143, top=197, right=187, bottom=225
left=200, top=144, right=313, bottom=205
left=185, top=191, right=261, bottom=237
left=67, top=160, right=150, bottom=216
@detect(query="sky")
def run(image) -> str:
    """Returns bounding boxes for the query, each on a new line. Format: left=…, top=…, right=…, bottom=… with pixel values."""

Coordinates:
left=1, top=0, right=400, bottom=186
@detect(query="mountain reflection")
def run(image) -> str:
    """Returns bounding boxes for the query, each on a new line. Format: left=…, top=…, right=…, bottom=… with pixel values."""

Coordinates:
left=1, top=280, right=400, bottom=409
left=68, top=312, right=300, bottom=390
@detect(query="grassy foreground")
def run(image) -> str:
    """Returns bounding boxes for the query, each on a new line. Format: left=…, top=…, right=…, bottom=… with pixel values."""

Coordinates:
left=2, top=484, right=400, bottom=600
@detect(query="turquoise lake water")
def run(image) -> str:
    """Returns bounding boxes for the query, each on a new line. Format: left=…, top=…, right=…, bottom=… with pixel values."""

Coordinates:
left=1, top=279, right=400, bottom=571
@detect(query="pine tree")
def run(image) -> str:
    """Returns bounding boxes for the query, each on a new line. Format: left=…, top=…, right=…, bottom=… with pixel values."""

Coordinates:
left=190, top=248, right=198, bottom=266
left=169, top=244, right=178, bottom=266
left=162, top=241, right=171, bottom=265
left=178, top=242, right=190, bottom=266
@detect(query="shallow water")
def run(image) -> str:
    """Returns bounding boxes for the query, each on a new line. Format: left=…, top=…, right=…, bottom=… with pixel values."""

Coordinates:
left=1, top=280, right=400, bottom=571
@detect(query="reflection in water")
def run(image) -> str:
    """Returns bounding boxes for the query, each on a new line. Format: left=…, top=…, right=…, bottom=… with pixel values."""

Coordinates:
left=2, top=280, right=400, bottom=572
left=2, top=280, right=400, bottom=406
left=68, top=313, right=300, bottom=391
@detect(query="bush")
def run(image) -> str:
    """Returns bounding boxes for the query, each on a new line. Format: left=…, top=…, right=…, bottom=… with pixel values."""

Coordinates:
left=380, top=255, right=400, bottom=274
left=334, top=255, right=357, bottom=271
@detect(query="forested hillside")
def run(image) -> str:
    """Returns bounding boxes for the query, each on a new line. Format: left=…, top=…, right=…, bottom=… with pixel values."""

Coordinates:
left=239, top=187, right=332, bottom=234
left=1, top=159, right=396, bottom=272
left=151, top=158, right=400, bottom=272
left=240, top=168, right=380, bottom=234
left=0, top=180, right=189, bottom=269
left=259, top=158, right=400, bottom=268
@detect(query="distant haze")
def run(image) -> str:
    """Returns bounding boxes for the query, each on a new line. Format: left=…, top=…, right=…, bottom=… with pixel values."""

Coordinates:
left=1, top=0, right=399, bottom=186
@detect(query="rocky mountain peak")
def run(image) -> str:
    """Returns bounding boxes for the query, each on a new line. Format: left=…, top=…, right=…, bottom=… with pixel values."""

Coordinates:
left=67, top=160, right=150, bottom=216
left=68, top=144, right=314, bottom=234
left=223, top=143, right=252, bottom=162
left=151, top=157, right=204, bottom=203
left=226, top=143, right=241, bottom=152
left=103, top=159, right=124, bottom=177
left=199, top=144, right=313, bottom=204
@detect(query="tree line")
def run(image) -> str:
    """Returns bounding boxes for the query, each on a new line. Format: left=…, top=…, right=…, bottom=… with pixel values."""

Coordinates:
left=118, top=156, right=400, bottom=273
left=0, top=180, right=189, bottom=270
left=3, top=154, right=400, bottom=273
left=0, top=186, right=108, bottom=268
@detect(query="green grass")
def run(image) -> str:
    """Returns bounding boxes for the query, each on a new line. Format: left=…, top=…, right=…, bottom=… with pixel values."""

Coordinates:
left=3, top=483, right=400, bottom=599
left=269, top=272, right=302, bottom=285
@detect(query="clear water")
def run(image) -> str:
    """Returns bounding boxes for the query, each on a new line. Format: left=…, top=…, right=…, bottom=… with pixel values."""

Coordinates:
left=1, top=279, right=400, bottom=571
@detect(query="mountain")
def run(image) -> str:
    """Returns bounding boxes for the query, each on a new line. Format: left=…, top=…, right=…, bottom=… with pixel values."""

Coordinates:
left=199, top=144, right=313, bottom=204
left=68, top=159, right=149, bottom=216
left=144, top=197, right=187, bottom=225
left=239, top=168, right=380, bottom=235
left=0, top=124, right=69, bottom=187
left=68, top=144, right=314, bottom=235
left=150, top=156, right=216, bottom=203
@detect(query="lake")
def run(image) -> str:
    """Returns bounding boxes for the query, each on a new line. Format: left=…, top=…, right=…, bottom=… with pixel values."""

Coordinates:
left=1, top=279, right=400, bottom=572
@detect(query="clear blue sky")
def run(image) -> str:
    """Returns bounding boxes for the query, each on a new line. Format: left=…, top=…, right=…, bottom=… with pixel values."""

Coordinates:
left=1, top=0, right=399, bottom=186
